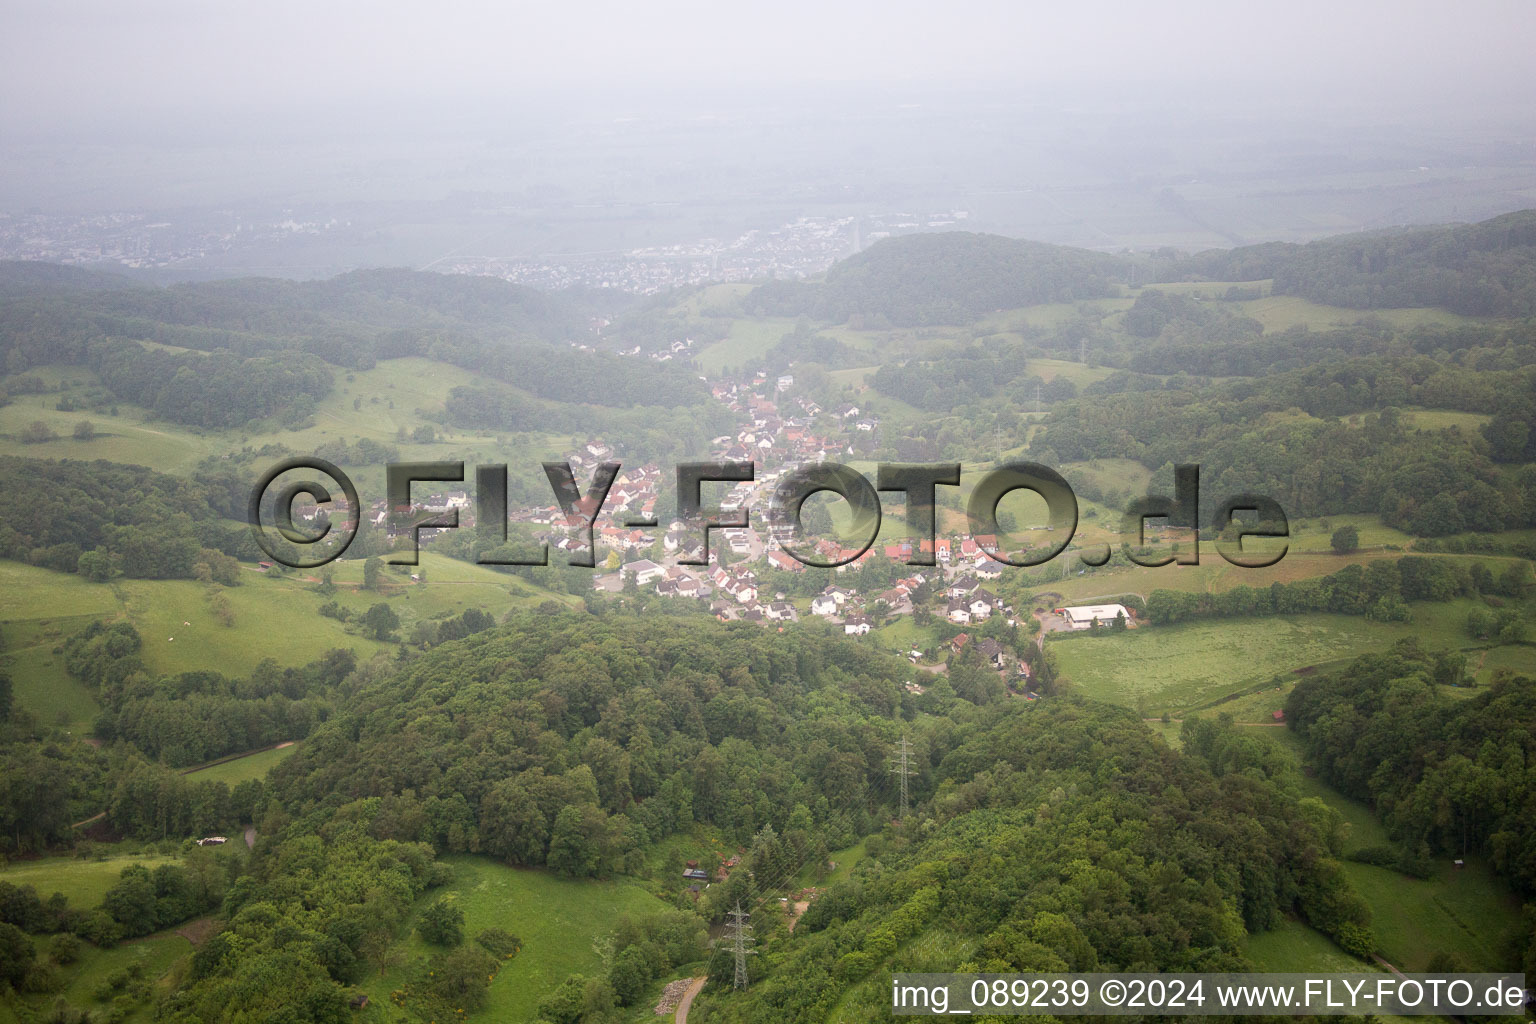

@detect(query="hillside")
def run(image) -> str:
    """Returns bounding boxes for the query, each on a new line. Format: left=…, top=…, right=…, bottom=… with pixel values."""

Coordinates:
left=744, top=231, right=1126, bottom=326
left=1178, top=209, right=1536, bottom=317
left=119, top=614, right=1381, bottom=1021
left=0, top=263, right=709, bottom=433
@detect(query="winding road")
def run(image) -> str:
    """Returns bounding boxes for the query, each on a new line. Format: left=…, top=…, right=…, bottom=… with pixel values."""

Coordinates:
left=675, top=977, right=707, bottom=1024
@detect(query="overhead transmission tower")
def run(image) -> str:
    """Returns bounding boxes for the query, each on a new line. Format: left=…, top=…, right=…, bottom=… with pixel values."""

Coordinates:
left=891, top=736, right=913, bottom=819
left=727, top=902, right=756, bottom=989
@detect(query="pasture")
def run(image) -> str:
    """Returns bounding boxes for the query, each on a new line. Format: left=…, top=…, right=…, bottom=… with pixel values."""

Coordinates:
left=1049, top=611, right=1466, bottom=714
left=0, top=852, right=179, bottom=910
left=1234, top=724, right=1525, bottom=972
left=185, top=741, right=301, bottom=786
left=361, top=855, right=670, bottom=1023
left=1229, top=294, right=1475, bottom=333
left=0, top=551, right=576, bottom=728
left=1245, top=919, right=1369, bottom=972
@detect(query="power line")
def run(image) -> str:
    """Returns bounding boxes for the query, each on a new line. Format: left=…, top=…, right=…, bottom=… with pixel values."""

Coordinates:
left=698, top=844, right=817, bottom=985
left=890, top=736, right=913, bottom=819
left=727, top=901, right=756, bottom=990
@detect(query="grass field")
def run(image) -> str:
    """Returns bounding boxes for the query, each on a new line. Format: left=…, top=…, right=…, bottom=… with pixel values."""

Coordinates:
left=1347, top=857, right=1522, bottom=971
left=1245, top=918, right=1370, bottom=971
left=792, top=840, right=867, bottom=889
left=116, top=575, right=392, bottom=678
left=1050, top=611, right=1467, bottom=714
left=872, top=616, right=940, bottom=657
left=185, top=741, right=301, bottom=785
left=54, top=931, right=190, bottom=1020
left=1027, top=357, right=1119, bottom=388
left=1158, top=717, right=1526, bottom=975
left=0, top=357, right=575, bottom=484
left=1235, top=725, right=1525, bottom=972
left=360, top=855, right=670, bottom=1022
left=1031, top=544, right=1452, bottom=607
left=0, top=930, right=191, bottom=1024
left=0, top=853, right=179, bottom=909
left=0, top=551, right=578, bottom=728
left=1231, top=294, right=1476, bottom=333
left=0, top=615, right=107, bottom=731
left=696, top=317, right=800, bottom=373
left=1473, top=643, right=1536, bottom=683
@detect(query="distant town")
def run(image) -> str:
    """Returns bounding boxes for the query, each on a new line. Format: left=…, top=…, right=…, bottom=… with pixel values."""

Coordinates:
left=0, top=207, right=971, bottom=291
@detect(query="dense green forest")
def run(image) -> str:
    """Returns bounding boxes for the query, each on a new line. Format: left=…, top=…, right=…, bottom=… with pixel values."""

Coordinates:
left=745, top=232, right=1123, bottom=326
left=1178, top=210, right=1536, bottom=317
left=1285, top=644, right=1536, bottom=971
left=742, top=211, right=1536, bottom=328
left=0, top=614, right=1390, bottom=1023
left=0, top=456, right=242, bottom=579
left=0, top=263, right=712, bottom=430
left=696, top=705, right=1373, bottom=1022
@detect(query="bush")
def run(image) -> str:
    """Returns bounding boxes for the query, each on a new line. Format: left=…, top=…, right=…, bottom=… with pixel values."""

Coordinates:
left=47, top=933, right=81, bottom=965
left=1333, top=921, right=1376, bottom=959
left=19, top=420, right=55, bottom=444
left=1347, top=845, right=1398, bottom=867
left=1330, top=525, right=1359, bottom=554
left=474, top=927, right=521, bottom=959
left=416, top=898, right=464, bottom=947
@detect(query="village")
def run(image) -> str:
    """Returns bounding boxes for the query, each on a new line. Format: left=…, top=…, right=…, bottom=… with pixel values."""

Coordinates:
left=314, top=357, right=1141, bottom=699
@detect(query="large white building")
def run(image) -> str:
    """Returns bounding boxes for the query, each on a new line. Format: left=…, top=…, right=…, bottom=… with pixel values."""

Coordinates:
left=1059, top=603, right=1131, bottom=629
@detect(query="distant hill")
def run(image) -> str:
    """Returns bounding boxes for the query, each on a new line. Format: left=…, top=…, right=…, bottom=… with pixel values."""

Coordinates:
left=0, top=260, right=148, bottom=300
left=0, top=263, right=594, bottom=350
left=0, top=264, right=706, bottom=430
left=1179, top=209, right=1536, bottom=317
left=744, top=232, right=1126, bottom=327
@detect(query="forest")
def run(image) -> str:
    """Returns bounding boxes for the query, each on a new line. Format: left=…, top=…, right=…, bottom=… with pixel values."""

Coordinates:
left=744, top=232, right=1124, bottom=326
left=0, top=264, right=709, bottom=431
left=1285, top=643, right=1536, bottom=973
left=0, top=613, right=1404, bottom=1023
left=1, top=209, right=1535, bottom=1022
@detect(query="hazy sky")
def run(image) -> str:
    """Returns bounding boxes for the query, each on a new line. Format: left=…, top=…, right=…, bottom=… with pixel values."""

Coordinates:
left=5, top=0, right=1536, bottom=130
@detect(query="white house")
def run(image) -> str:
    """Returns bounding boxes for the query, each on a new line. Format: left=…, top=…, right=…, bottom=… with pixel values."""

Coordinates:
left=844, top=616, right=872, bottom=635
left=1061, top=603, right=1131, bottom=630
left=766, top=601, right=797, bottom=622
left=623, top=559, right=666, bottom=586
left=947, top=576, right=980, bottom=599
left=810, top=594, right=840, bottom=617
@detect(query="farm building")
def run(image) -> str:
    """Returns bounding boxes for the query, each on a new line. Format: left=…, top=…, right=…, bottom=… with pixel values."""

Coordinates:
left=1058, top=603, right=1131, bottom=629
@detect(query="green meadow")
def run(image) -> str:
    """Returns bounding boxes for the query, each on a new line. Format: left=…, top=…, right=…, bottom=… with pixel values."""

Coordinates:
left=1049, top=606, right=1480, bottom=714
left=360, top=855, right=670, bottom=1023
left=184, top=741, right=301, bottom=785
left=0, top=551, right=577, bottom=729
left=1222, top=723, right=1526, bottom=973
left=0, top=357, right=575, bottom=485
left=1245, top=918, right=1371, bottom=972
left=0, top=931, right=191, bottom=1024
left=0, top=852, right=179, bottom=909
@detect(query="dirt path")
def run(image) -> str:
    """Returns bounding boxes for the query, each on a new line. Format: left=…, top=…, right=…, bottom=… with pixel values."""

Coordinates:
left=675, top=976, right=707, bottom=1024
left=244, top=826, right=256, bottom=849
left=786, top=900, right=810, bottom=932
